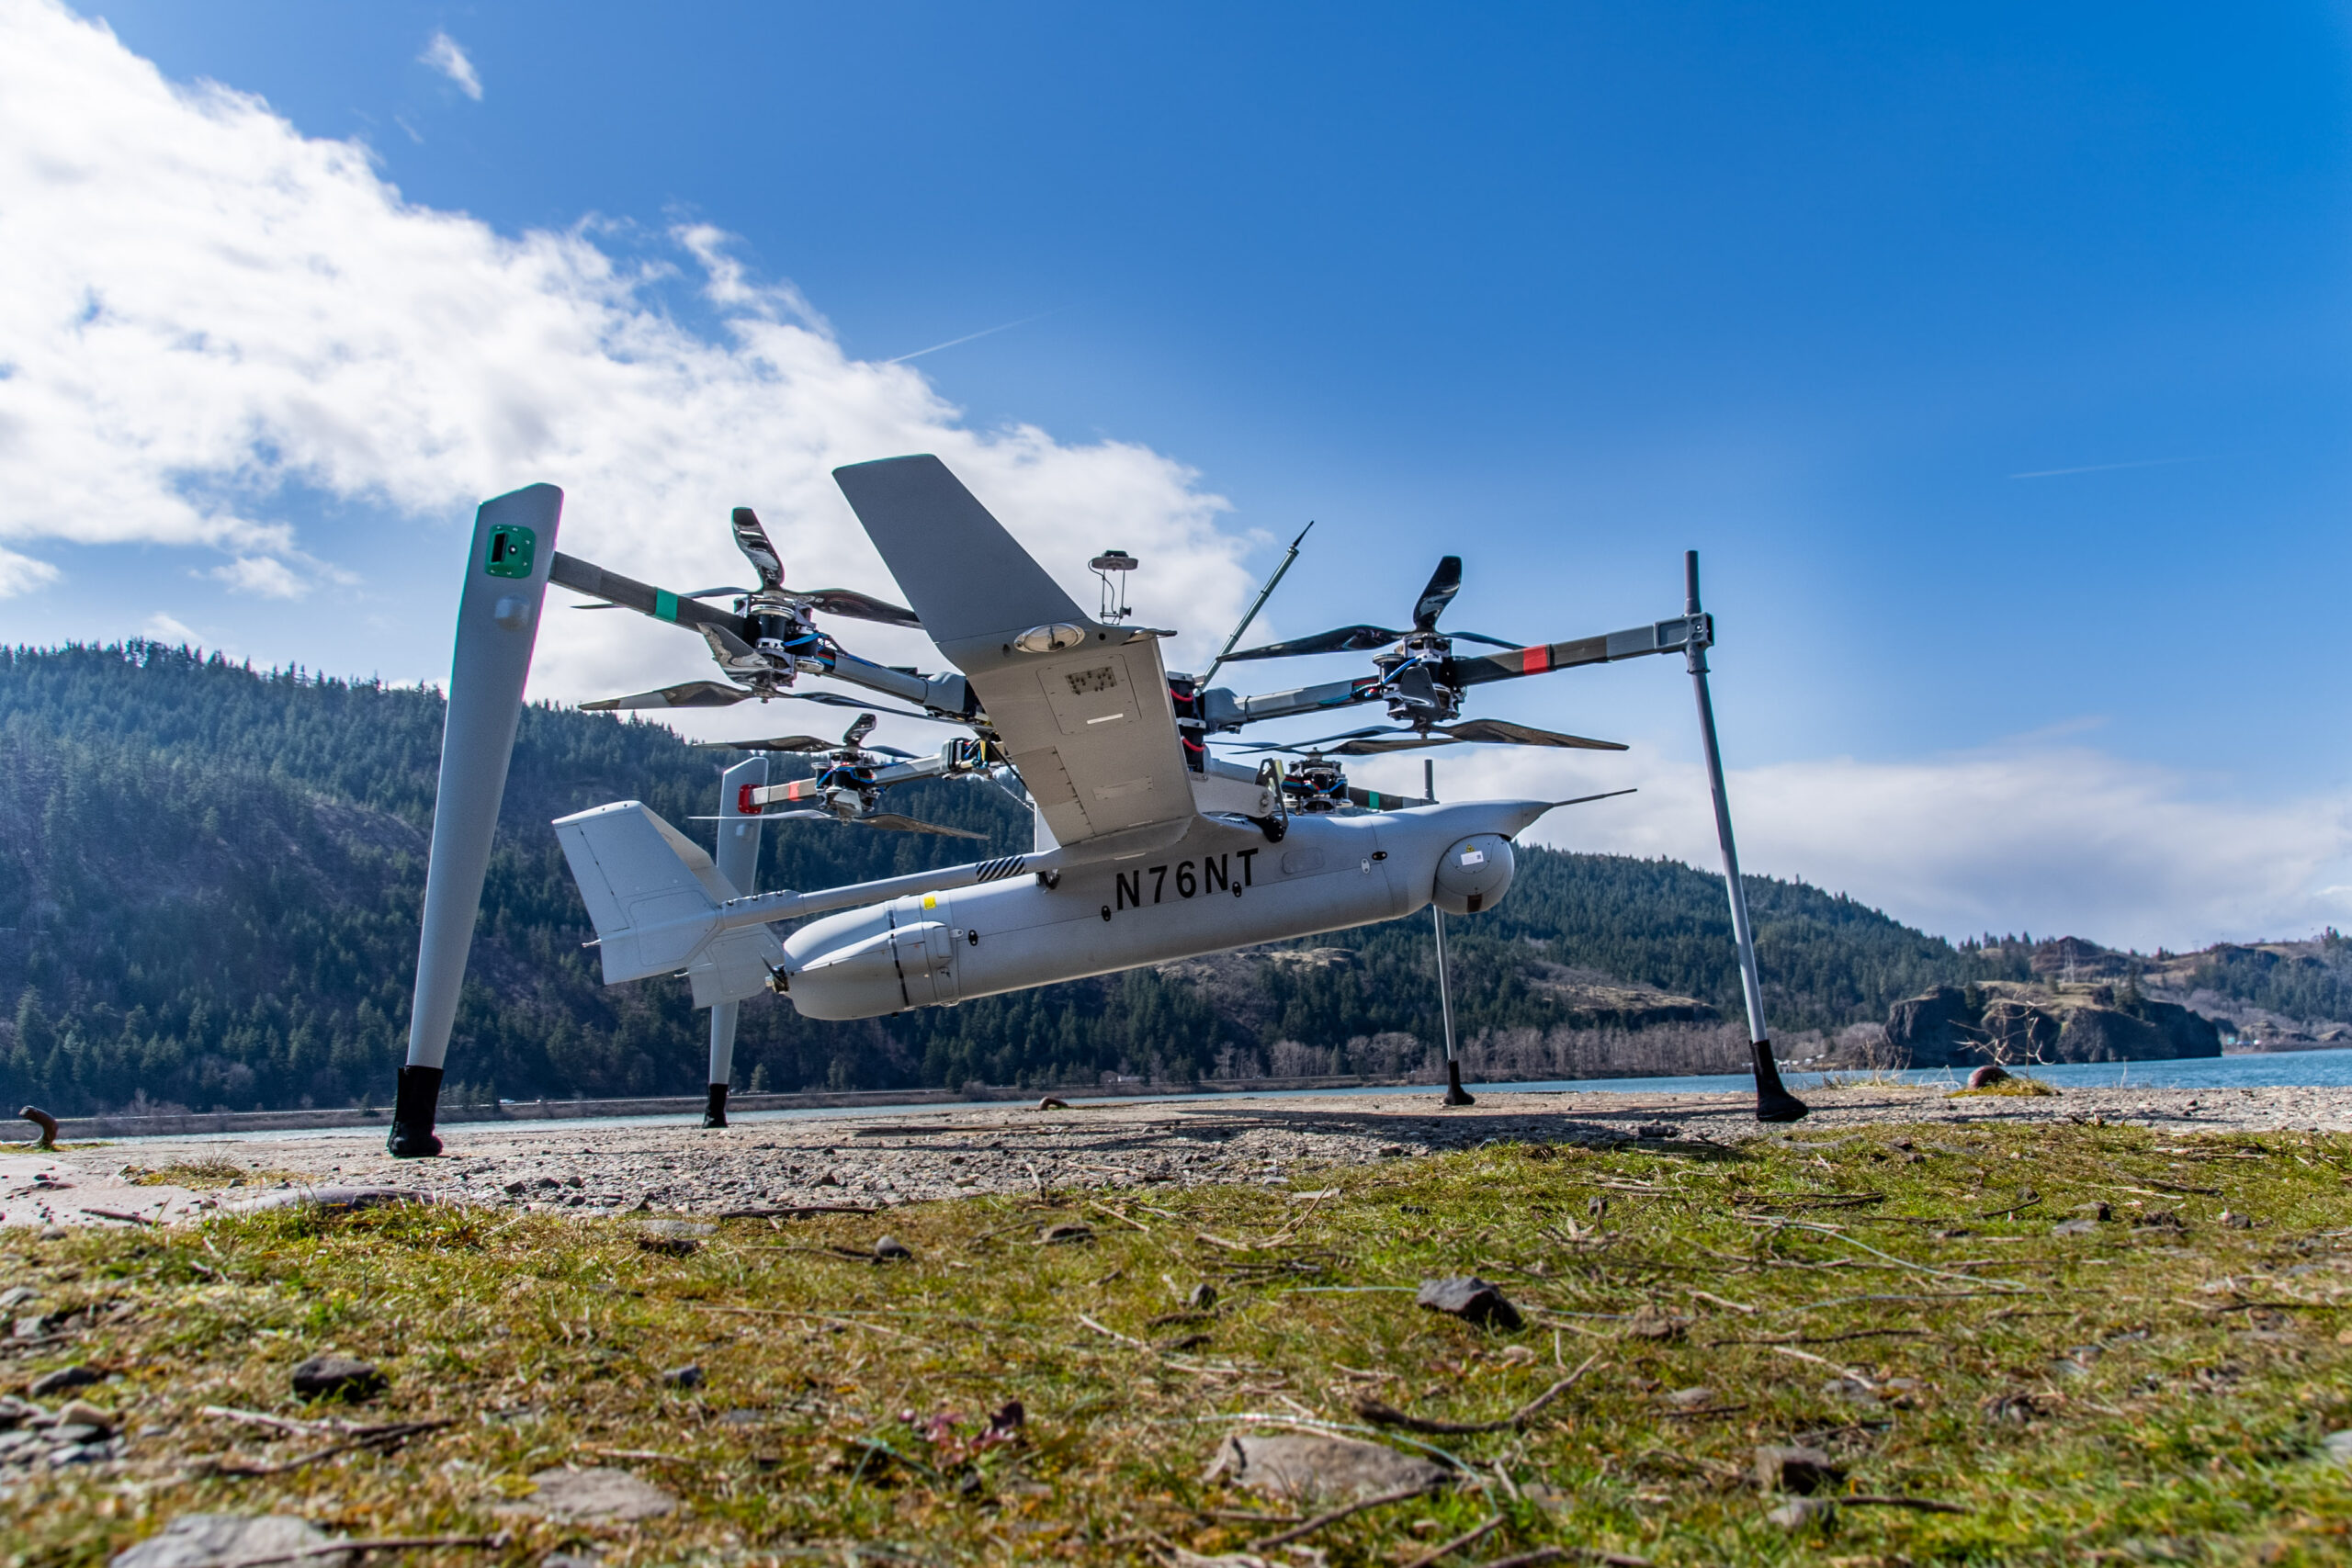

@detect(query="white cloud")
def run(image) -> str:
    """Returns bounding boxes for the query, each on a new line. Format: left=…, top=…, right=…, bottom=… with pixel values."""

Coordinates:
left=0, top=0, right=1253, bottom=697
left=207, top=555, right=306, bottom=598
left=1349, top=736, right=2352, bottom=953
left=0, top=544, right=61, bottom=596
left=141, top=610, right=201, bottom=644
left=418, top=29, right=481, bottom=101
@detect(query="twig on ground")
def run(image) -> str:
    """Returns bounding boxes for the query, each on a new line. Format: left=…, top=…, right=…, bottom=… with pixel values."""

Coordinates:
left=198, top=1421, right=454, bottom=1478
left=1398, top=1514, right=1503, bottom=1568
left=1683, top=1287, right=1758, bottom=1314
left=1079, top=1313, right=1152, bottom=1349
left=200, top=1406, right=340, bottom=1438
left=213, top=1534, right=507, bottom=1566
left=1841, top=1495, right=1972, bottom=1514
left=1249, top=1480, right=1439, bottom=1550
left=1354, top=1353, right=1602, bottom=1434
left=1086, top=1199, right=1153, bottom=1233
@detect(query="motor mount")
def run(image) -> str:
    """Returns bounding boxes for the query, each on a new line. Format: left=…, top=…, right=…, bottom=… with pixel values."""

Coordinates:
left=1432, top=833, right=1514, bottom=915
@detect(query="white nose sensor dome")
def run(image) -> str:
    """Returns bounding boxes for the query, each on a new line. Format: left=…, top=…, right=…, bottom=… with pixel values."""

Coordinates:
left=1432, top=833, right=1515, bottom=915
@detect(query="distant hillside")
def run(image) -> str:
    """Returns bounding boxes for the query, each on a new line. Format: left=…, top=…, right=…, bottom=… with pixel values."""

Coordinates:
left=3, top=640, right=2278, bottom=1117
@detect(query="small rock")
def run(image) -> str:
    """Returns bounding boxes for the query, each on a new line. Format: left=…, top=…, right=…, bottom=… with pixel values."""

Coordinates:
left=1415, top=1276, right=1522, bottom=1330
left=514, top=1466, right=677, bottom=1522
left=638, top=1235, right=696, bottom=1258
left=113, top=1517, right=353, bottom=1568
left=2320, top=1429, right=2352, bottom=1466
left=635, top=1219, right=715, bottom=1236
left=2220, top=1211, right=2254, bottom=1229
left=661, top=1364, right=704, bottom=1390
left=1620, top=1304, right=1689, bottom=1341
left=873, top=1235, right=913, bottom=1262
left=54, top=1398, right=114, bottom=1435
left=28, top=1365, right=106, bottom=1398
left=1634, top=1122, right=1680, bottom=1140
left=1965, top=1064, right=2011, bottom=1089
left=814, top=1172, right=842, bottom=1188
left=290, top=1354, right=386, bottom=1402
left=2052, top=1218, right=2097, bottom=1236
left=1822, top=1376, right=1878, bottom=1404
left=1664, top=1386, right=1717, bottom=1408
left=1768, top=1497, right=1838, bottom=1529
left=1037, top=1223, right=1094, bottom=1246
left=1036, top=1095, right=1070, bottom=1111
left=0, top=1286, right=34, bottom=1310
left=2134, top=1210, right=2186, bottom=1232
left=1204, top=1431, right=1447, bottom=1503
left=1187, top=1282, right=1217, bottom=1311
left=1755, top=1444, right=1844, bottom=1495
left=2079, top=1201, right=2112, bottom=1222
left=40, top=1225, right=66, bottom=1241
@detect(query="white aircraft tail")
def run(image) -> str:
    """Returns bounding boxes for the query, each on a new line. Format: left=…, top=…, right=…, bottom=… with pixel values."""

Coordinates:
left=553, top=801, right=780, bottom=1007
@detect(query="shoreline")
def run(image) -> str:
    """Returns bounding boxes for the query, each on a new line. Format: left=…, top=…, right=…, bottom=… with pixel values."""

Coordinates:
left=7, top=1080, right=2347, bottom=1230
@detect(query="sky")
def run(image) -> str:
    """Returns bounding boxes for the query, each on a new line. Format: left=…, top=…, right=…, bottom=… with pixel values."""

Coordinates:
left=1, top=0, right=2346, bottom=952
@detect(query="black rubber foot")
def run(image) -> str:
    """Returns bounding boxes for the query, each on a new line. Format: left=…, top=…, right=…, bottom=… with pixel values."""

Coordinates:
left=1442, top=1059, right=1476, bottom=1107
left=703, top=1083, right=729, bottom=1129
left=386, top=1064, right=444, bottom=1157
left=1748, top=1037, right=1809, bottom=1123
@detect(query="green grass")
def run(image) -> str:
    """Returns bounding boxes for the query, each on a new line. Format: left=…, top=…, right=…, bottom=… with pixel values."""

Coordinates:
left=6, top=1122, right=2352, bottom=1566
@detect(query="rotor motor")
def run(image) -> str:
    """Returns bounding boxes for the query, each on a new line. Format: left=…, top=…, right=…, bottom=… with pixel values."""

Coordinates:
left=1431, top=833, right=1514, bottom=915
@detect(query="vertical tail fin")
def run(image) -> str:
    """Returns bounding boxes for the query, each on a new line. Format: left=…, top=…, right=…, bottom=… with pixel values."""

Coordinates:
left=554, top=800, right=780, bottom=1005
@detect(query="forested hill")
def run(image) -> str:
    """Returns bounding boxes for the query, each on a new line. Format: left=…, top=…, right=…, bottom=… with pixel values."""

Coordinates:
left=4, top=641, right=2021, bottom=1116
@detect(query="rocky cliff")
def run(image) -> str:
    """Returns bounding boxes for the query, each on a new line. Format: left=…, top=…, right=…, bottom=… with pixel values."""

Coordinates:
left=1884, top=980, right=2222, bottom=1068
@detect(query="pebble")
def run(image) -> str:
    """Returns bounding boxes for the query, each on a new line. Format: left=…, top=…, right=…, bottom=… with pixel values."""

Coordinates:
left=28, top=1365, right=106, bottom=1398
left=1187, top=1282, right=1218, bottom=1311
left=872, top=1235, right=913, bottom=1261
left=1204, top=1430, right=1447, bottom=1503
left=1966, top=1065, right=2012, bottom=1089
left=2051, top=1218, right=2097, bottom=1236
left=1415, top=1276, right=1523, bottom=1331
left=513, top=1465, right=677, bottom=1522
left=1755, top=1444, right=1843, bottom=1494
left=1768, top=1496, right=1838, bottom=1529
left=661, top=1364, right=704, bottom=1390
left=1037, top=1222, right=1093, bottom=1246
left=290, top=1353, right=386, bottom=1402
left=1664, top=1386, right=1717, bottom=1408
left=112, top=1515, right=351, bottom=1568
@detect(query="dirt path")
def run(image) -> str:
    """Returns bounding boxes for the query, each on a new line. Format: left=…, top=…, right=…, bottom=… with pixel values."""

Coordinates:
left=9, top=1081, right=2346, bottom=1227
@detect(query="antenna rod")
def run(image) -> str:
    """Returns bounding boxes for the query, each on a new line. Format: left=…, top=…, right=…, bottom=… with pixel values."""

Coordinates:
left=1684, top=550, right=1807, bottom=1122
left=1203, top=521, right=1313, bottom=685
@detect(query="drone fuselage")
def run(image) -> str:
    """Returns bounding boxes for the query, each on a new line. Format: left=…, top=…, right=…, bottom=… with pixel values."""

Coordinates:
left=777, top=801, right=1520, bottom=1021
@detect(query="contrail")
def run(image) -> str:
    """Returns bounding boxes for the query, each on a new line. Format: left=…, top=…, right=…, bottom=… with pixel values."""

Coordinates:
left=2008, top=456, right=2212, bottom=479
left=887, top=310, right=1057, bottom=365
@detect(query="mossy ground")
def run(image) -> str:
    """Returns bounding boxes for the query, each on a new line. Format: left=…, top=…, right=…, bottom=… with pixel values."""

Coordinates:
left=6, top=1122, right=2351, bottom=1566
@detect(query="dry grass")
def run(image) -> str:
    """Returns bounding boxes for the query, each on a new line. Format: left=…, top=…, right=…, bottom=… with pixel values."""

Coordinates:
left=6, top=1122, right=2352, bottom=1566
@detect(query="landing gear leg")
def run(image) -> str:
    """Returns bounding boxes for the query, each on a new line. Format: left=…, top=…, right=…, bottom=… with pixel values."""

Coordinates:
left=1684, top=550, right=1807, bottom=1124
left=1434, top=907, right=1475, bottom=1107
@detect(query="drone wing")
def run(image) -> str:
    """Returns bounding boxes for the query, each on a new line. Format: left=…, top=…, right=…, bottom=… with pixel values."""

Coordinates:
left=833, top=455, right=1195, bottom=856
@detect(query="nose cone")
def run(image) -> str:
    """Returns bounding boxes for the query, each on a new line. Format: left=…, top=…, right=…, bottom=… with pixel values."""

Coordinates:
left=1432, top=833, right=1515, bottom=915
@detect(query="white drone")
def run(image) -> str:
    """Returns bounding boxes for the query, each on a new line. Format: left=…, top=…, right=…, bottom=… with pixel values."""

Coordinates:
left=382, top=458, right=1804, bottom=1155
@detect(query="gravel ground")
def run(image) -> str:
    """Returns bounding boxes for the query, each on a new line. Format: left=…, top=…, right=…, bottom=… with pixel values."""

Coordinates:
left=8, top=1080, right=2349, bottom=1228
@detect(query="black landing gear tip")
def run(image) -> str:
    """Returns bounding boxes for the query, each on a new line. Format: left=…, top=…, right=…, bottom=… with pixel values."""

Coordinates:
left=1442, top=1059, right=1476, bottom=1108
left=1750, top=1040, right=1810, bottom=1123
left=704, top=1084, right=729, bottom=1129
left=387, top=1065, right=444, bottom=1157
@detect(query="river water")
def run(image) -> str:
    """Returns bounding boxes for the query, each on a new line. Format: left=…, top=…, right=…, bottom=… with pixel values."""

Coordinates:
left=1485, top=1045, right=2352, bottom=1099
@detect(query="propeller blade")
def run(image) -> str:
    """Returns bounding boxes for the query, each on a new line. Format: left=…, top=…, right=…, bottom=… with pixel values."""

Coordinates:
left=581, top=680, right=755, bottom=711
left=686, top=734, right=832, bottom=752
left=803, top=588, right=923, bottom=628
left=1440, top=716, right=1627, bottom=750
left=1327, top=735, right=1455, bottom=754
left=1224, top=625, right=1405, bottom=661
left=1411, top=556, right=1463, bottom=632
left=862, top=813, right=988, bottom=839
left=690, top=808, right=831, bottom=822
left=842, top=712, right=879, bottom=750
left=730, top=507, right=786, bottom=593
left=697, top=621, right=759, bottom=661
left=1213, top=725, right=1394, bottom=754
left=865, top=744, right=919, bottom=760
left=766, top=690, right=946, bottom=722
left=1446, top=630, right=1521, bottom=650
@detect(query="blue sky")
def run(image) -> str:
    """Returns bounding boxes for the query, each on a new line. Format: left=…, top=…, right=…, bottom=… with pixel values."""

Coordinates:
left=4, top=2, right=2347, bottom=947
